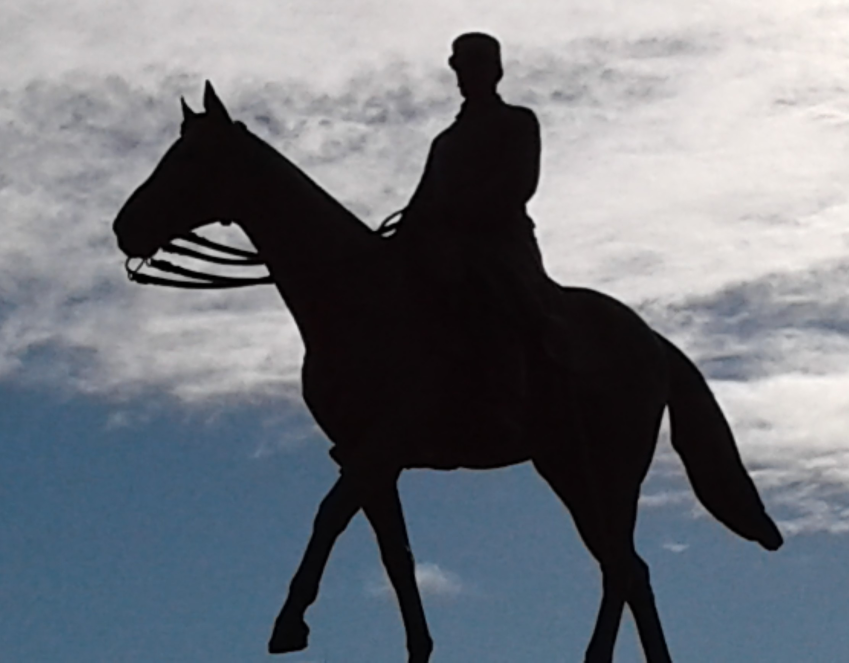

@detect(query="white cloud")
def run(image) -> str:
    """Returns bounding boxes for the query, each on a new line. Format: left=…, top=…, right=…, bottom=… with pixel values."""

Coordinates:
left=414, top=562, right=464, bottom=596
left=662, top=542, right=690, bottom=554
left=639, top=490, right=693, bottom=509
left=0, top=40, right=725, bottom=401
left=711, top=375, right=849, bottom=533
left=250, top=408, right=324, bottom=459
left=367, top=562, right=463, bottom=598
left=0, top=0, right=811, bottom=90
left=103, top=410, right=148, bottom=431
left=3, top=0, right=849, bottom=533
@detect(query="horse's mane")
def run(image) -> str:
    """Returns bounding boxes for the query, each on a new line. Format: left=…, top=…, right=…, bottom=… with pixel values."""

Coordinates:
left=238, top=122, right=376, bottom=243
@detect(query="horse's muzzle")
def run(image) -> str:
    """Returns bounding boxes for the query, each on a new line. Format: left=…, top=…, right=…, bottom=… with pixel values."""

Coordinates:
left=113, top=209, right=164, bottom=259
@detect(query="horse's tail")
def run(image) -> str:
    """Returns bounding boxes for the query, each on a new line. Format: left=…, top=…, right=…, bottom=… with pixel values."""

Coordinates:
left=658, top=334, right=783, bottom=551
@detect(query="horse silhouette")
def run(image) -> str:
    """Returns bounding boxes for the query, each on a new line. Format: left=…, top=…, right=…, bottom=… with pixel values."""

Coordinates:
left=112, top=82, right=783, bottom=663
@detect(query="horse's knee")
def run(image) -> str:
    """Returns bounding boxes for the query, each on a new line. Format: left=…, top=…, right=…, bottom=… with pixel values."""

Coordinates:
left=379, top=536, right=415, bottom=565
left=313, top=498, right=339, bottom=529
left=313, top=488, right=356, bottom=534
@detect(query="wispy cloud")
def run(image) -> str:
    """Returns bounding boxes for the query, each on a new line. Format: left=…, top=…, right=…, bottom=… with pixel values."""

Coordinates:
left=0, top=37, right=721, bottom=401
left=367, top=562, right=463, bottom=598
left=640, top=490, right=694, bottom=509
left=3, top=1, right=849, bottom=533
left=662, top=542, right=690, bottom=554
left=103, top=409, right=147, bottom=431
left=249, top=406, right=323, bottom=458
left=640, top=260, right=849, bottom=383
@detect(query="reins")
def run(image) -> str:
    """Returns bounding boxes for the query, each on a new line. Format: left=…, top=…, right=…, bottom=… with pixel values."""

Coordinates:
left=125, top=231, right=274, bottom=289
left=125, top=209, right=406, bottom=290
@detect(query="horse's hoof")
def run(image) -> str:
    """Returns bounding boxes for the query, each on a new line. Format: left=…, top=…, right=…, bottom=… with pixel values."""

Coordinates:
left=268, top=616, right=310, bottom=654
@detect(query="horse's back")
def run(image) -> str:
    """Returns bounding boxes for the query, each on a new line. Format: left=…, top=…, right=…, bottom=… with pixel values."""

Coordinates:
left=523, top=286, right=669, bottom=486
left=552, top=286, right=667, bottom=393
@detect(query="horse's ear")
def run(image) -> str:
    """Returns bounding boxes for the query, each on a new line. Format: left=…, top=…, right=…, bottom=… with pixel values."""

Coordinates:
left=203, top=81, right=231, bottom=123
left=181, top=96, right=198, bottom=121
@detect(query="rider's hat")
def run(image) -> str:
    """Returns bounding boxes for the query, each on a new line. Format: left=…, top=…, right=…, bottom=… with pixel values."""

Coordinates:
left=449, top=33, right=503, bottom=76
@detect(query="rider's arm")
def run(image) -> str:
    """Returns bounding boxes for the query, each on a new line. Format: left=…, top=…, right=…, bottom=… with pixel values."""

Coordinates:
left=457, top=108, right=541, bottom=214
left=405, top=139, right=441, bottom=214
left=497, top=108, right=541, bottom=205
left=396, top=142, right=440, bottom=238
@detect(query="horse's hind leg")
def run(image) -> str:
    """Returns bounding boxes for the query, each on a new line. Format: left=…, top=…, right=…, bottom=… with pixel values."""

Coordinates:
left=533, top=457, right=670, bottom=663
left=533, top=457, right=625, bottom=662
left=628, top=553, right=672, bottom=662
left=585, top=536, right=672, bottom=663
left=363, top=481, right=433, bottom=663
left=580, top=501, right=638, bottom=662
left=269, top=477, right=360, bottom=654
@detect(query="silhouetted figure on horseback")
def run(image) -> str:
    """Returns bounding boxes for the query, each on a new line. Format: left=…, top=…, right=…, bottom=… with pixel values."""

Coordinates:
left=398, top=33, right=561, bottom=422
left=113, top=56, right=784, bottom=663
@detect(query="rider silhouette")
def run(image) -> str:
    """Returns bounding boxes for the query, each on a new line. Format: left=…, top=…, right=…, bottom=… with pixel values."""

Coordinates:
left=400, top=33, right=557, bottom=358
left=395, top=33, right=566, bottom=437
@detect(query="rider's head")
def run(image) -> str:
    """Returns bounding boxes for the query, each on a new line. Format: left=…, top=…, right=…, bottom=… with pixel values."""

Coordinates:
left=449, top=33, right=503, bottom=100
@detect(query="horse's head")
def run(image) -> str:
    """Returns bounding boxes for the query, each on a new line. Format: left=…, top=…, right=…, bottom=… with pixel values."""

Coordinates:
left=114, top=81, right=250, bottom=259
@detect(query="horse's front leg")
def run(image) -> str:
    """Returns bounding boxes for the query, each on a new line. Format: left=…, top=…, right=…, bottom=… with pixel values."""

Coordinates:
left=269, top=477, right=360, bottom=654
left=363, top=479, right=433, bottom=663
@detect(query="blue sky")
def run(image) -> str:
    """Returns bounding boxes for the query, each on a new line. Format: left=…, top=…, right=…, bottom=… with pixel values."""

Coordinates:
left=3, top=0, right=849, bottom=661
left=4, top=385, right=849, bottom=662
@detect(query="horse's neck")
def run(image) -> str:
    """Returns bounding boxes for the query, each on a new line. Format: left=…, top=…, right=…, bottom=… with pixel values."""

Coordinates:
left=236, top=132, right=379, bottom=346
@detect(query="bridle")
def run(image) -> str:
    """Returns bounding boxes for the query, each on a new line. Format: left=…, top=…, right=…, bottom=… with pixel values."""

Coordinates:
left=124, top=209, right=405, bottom=290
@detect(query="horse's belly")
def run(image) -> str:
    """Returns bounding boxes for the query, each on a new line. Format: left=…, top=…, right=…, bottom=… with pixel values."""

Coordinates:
left=407, top=445, right=531, bottom=471
left=305, top=368, right=534, bottom=471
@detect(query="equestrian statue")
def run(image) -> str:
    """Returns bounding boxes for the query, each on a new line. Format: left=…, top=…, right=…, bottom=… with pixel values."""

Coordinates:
left=112, top=33, right=782, bottom=663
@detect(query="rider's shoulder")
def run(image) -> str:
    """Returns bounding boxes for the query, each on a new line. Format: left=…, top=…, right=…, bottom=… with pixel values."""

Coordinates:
left=500, top=103, right=540, bottom=129
left=506, top=104, right=539, bottom=121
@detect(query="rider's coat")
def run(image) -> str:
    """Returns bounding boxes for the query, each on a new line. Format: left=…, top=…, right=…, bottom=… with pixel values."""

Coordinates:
left=401, top=93, right=549, bottom=328
left=406, top=93, right=540, bottom=242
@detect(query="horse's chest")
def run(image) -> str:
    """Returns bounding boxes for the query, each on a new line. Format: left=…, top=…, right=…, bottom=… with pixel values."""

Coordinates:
left=301, top=343, right=532, bottom=470
left=301, top=348, right=424, bottom=445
